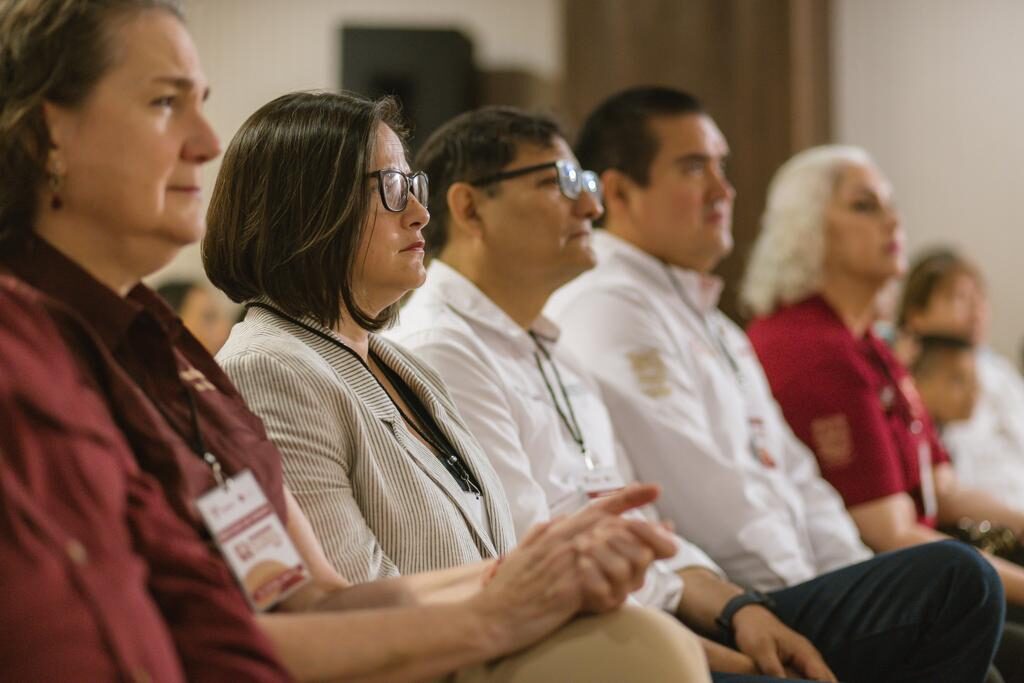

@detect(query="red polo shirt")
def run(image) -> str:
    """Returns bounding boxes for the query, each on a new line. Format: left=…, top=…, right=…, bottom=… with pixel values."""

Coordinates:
left=748, top=295, right=949, bottom=526
left=5, top=236, right=286, bottom=527
left=0, top=276, right=290, bottom=681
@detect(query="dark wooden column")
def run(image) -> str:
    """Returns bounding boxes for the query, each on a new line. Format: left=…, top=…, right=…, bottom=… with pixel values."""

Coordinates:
left=564, top=0, right=831, bottom=321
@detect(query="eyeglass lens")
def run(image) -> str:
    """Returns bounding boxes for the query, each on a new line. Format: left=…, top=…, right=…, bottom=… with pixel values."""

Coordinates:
left=381, top=171, right=429, bottom=212
left=556, top=161, right=602, bottom=203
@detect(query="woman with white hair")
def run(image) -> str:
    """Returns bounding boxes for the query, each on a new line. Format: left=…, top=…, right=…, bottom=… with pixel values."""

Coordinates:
left=742, top=145, right=1024, bottom=625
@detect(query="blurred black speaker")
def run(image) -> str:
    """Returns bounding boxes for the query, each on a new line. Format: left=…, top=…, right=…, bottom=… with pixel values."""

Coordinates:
left=341, top=27, right=476, bottom=151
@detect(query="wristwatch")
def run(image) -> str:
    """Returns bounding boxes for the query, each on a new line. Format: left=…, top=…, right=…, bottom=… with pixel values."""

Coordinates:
left=715, top=590, right=777, bottom=645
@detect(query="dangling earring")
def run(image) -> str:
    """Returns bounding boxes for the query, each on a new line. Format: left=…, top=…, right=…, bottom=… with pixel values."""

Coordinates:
left=48, top=170, right=63, bottom=210
left=47, top=152, right=65, bottom=210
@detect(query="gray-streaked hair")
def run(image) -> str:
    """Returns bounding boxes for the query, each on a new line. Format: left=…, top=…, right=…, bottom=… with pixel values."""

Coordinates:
left=740, top=144, right=875, bottom=317
left=0, top=0, right=184, bottom=245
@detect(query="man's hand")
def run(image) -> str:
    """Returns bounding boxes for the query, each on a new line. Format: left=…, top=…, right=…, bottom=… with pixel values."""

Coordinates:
left=732, top=605, right=837, bottom=681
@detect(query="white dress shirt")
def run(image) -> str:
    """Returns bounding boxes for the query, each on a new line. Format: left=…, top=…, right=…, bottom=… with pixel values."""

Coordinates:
left=943, top=348, right=1024, bottom=506
left=390, top=260, right=723, bottom=611
left=546, top=231, right=870, bottom=591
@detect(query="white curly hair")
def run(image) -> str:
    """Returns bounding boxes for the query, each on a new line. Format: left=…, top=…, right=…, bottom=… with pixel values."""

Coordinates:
left=740, top=144, right=875, bottom=317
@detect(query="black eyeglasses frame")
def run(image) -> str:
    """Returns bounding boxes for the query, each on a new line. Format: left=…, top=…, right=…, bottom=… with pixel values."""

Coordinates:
left=468, top=159, right=602, bottom=203
left=366, top=169, right=429, bottom=213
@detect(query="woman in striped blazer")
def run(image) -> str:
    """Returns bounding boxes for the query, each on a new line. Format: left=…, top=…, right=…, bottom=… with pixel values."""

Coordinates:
left=204, top=91, right=517, bottom=581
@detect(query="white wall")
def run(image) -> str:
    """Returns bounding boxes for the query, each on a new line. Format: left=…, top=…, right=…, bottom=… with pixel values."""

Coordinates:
left=159, top=0, right=563, bottom=282
left=834, top=0, right=1024, bottom=360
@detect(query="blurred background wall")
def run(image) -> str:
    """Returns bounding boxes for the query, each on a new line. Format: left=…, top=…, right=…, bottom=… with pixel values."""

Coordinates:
left=168, top=0, right=1024, bottom=361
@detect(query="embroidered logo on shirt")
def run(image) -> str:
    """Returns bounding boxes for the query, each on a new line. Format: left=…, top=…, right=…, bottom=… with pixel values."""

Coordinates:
left=627, top=349, right=671, bottom=398
left=810, top=413, right=853, bottom=468
left=180, top=366, right=216, bottom=392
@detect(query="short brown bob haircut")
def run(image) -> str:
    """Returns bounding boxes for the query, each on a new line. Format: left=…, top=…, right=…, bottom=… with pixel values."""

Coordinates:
left=203, top=90, right=406, bottom=331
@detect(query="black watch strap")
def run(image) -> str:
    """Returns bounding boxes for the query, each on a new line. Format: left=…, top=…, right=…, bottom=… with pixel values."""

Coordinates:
left=715, top=590, right=777, bottom=645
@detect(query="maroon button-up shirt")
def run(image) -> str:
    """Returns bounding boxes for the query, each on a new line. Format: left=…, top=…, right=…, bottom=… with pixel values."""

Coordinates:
left=748, top=295, right=950, bottom=526
left=6, top=237, right=287, bottom=526
left=0, top=275, right=291, bottom=681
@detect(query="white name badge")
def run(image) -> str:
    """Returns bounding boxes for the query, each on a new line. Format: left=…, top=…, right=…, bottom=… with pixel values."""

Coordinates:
left=196, top=470, right=310, bottom=611
left=580, top=465, right=625, bottom=499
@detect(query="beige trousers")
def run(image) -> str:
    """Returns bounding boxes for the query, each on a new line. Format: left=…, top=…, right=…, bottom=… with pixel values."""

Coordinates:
left=453, top=606, right=710, bottom=683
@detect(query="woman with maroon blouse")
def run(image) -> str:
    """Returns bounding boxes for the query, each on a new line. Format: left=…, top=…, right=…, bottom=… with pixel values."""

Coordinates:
left=741, top=145, right=1024, bottom=632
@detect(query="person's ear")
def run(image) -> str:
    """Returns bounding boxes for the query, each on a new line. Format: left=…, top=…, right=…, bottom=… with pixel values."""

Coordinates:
left=446, top=181, right=486, bottom=241
left=601, top=168, right=636, bottom=224
left=41, top=100, right=74, bottom=154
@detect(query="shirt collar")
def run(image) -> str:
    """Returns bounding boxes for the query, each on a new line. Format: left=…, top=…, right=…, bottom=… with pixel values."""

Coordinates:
left=421, top=260, right=561, bottom=352
left=595, top=231, right=724, bottom=313
left=7, top=234, right=181, bottom=352
left=803, top=293, right=880, bottom=346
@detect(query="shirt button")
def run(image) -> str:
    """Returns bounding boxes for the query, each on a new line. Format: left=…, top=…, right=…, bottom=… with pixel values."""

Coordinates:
left=65, top=539, right=88, bottom=566
left=132, top=668, right=151, bottom=683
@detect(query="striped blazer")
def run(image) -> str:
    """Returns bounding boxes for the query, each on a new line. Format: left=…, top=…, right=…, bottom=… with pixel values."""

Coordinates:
left=216, top=304, right=516, bottom=582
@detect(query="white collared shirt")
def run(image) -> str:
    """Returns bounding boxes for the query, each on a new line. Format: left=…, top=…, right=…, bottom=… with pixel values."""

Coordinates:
left=546, top=231, right=870, bottom=591
left=389, top=260, right=722, bottom=611
left=944, top=348, right=1024, bottom=506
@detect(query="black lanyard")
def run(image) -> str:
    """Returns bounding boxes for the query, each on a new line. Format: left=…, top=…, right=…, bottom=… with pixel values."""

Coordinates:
left=183, top=388, right=227, bottom=487
left=247, top=302, right=482, bottom=496
left=148, top=372, right=227, bottom=488
left=528, top=331, right=592, bottom=468
left=371, top=351, right=482, bottom=496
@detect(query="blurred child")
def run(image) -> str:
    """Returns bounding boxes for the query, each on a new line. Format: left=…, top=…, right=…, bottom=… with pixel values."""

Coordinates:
left=900, top=249, right=1024, bottom=507
left=911, top=333, right=979, bottom=429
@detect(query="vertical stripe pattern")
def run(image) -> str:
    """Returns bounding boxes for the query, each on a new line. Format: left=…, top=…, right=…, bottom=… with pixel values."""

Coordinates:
left=216, top=306, right=515, bottom=583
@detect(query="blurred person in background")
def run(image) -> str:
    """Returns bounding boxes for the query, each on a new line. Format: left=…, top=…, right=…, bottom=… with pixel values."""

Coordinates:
left=742, top=144, right=1024, bottom=679
left=156, top=278, right=232, bottom=353
left=898, top=249, right=1024, bottom=508
left=909, top=333, right=980, bottom=432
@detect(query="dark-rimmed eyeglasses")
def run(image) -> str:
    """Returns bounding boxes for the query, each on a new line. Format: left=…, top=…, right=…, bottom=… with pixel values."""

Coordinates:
left=366, top=169, right=429, bottom=213
left=469, top=159, right=602, bottom=203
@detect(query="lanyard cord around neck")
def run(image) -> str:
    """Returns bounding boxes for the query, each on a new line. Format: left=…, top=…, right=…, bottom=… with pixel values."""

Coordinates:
left=370, top=349, right=482, bottom=496
left=246, top=302, right=482, bottom=496
left=663, top=265, right=778, bottom=468
left=182, top=388, right=227, bottom=487
left=147, top=373, right=227, bottom=488
left=528, top=331, right=592, bottom=468
left=663, top=264, right=744, bottom=382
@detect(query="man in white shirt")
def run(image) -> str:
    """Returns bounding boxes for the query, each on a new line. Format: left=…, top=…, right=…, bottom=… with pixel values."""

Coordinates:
left=388, top=104, right=1004, bottom=682
left=545, top=87, right=870, bottom=591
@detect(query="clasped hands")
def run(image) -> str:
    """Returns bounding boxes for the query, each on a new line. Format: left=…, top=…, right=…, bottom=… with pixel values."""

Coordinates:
left=471, top=483, right=676, bottom=649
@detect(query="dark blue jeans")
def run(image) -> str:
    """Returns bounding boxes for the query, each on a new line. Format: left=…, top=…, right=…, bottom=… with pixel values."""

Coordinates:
left=711, top=541, right=1004, bottom=683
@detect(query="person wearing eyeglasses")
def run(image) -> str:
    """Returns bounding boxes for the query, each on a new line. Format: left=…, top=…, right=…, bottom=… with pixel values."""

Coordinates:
left=204, top=91, right=516, bottom=583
